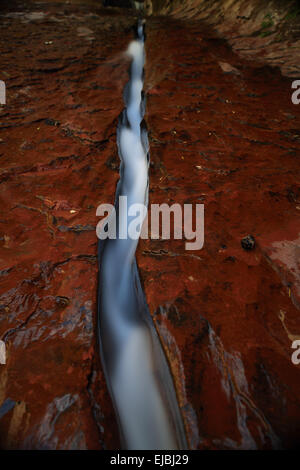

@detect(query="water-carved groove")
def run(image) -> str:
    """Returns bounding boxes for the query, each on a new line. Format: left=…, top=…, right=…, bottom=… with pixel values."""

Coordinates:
left=97, top=20, right=187, bottom=450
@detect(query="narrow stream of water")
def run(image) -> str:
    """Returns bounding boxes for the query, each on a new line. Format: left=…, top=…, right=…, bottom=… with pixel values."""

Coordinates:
left=97, top=21, right=187, bottom=450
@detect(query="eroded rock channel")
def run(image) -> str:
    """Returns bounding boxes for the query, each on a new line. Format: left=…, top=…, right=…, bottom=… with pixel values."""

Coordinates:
left=97, top=20, right=186, bottom=450
left=0, top=0, right=299, bottom=450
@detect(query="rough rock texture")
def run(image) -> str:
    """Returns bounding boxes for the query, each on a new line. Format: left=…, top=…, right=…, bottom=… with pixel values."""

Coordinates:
left=0, top=0, right=300, bottom=450
left=150, top=0, right=300, bottom=78
left=0, top=0, right=138, bottom=449
left=141, top=17, right=300, bottom=449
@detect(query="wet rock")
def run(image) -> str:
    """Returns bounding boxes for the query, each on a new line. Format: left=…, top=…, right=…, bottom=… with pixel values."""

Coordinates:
left=143, top=15, right=300, bottom=449
left=0, top=0, right=134, bottom=450
left=1, top=0, right=300, bottom=451
left=151, top=0, right=300, bottom=78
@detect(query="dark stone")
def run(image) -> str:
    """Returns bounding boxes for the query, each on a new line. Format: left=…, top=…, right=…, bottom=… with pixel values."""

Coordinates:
left=241, top=234, right=256, bottom=251
left=45, top=118, right=60, bottom=127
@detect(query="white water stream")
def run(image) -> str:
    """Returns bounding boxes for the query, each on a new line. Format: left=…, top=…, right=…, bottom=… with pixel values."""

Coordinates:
left=98, top=22, right=187, bottom=450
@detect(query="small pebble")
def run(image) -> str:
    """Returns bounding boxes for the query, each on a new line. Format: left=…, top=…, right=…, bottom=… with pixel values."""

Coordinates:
left=241, top=235, right=255, bottom=251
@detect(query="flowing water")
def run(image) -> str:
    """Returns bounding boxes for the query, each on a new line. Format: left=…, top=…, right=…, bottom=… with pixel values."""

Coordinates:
left=97, top=21, right=187, bottom=450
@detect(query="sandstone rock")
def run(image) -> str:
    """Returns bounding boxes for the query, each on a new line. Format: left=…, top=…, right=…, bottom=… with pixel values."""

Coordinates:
left=0, top=0, right=300, bottom=451
left=218, top=61, right=241, bottom=74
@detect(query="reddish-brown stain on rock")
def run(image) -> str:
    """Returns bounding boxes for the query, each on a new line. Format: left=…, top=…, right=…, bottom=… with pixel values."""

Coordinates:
left=139, top=16, right=300, bottom=449
left=0, top=0, right=139, bottom=449
left=0, top=0, right=300, bottom=450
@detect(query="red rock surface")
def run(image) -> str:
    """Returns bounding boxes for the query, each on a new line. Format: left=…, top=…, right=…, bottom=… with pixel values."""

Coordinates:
left=0, top=0, right=300, bottom=450
left=0, top=0, right=137, bottom=449
left=151, top=0, right=300, bottom=78
left=141, top=16, right=300, bottom=449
